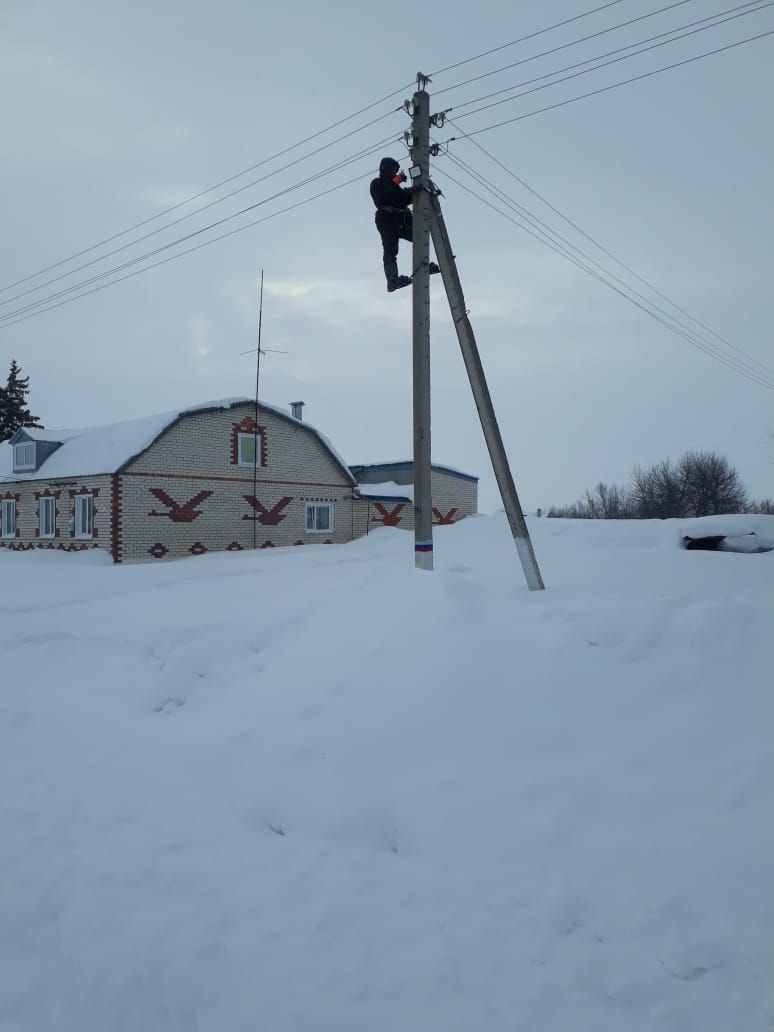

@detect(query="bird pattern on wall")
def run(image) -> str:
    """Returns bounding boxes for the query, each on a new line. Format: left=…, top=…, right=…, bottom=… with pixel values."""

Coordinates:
left=148, top=488, right=213, bottom=522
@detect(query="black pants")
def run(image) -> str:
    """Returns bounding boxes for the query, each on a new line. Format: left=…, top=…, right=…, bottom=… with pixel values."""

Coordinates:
left=376, top=210, right=412, bottom=286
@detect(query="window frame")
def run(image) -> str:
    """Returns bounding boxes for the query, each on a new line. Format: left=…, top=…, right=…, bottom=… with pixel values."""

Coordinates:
left=237, top=431, right=264, bottom=468
left=39, top=495, right=56, bottom=539
left=305, top=502, right=333, bottom=534
left=13, top=441, right=36, bottom=473
left=1, top=499, right=16, bottom=539
left=74, top=494, right=94, bottom=539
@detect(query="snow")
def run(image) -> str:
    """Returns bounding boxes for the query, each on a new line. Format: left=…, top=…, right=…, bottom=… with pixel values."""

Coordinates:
left=350, top=460, right=478, bottom=482
left=356, top=480, right=414, bottom=501
left=679, top=513, right=774, bottom=551
left=1, top=515, right=772, bottom=1031
left=0, top=398, right=355, bottom=485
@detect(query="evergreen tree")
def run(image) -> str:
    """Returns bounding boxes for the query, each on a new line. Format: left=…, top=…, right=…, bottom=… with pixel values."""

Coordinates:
left=0, top=360, right=43, bottom=441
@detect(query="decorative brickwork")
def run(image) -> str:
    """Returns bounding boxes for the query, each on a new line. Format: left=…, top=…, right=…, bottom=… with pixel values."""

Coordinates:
left=372, top=503, right=404, bottom=527
left=260, top=541, right=275, bottom=549
left=433, top=507, right=458, bottom=525
left=241, top=495, right=292, bottom=526
left=1, top=492, right=21, bottom=539
left=69, top=485, right=100, bottom=539
left=148, top=488, right=212, bottom=522
left=149, top=543, right=168, bottom=559
left=293, top=540, right=304, bottom=546
left=33, top=489, right=61, bottom=539
left=226, top=541, right=243, bottom=551
left=230, top=417, right=267, bottom=467
left=111, top=474, right=123, bottom=563
left=189, top=542, right=207, bottom=556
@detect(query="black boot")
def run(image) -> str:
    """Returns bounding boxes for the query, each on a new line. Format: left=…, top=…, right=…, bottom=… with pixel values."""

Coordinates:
left=387, top=275, right=412, bottom=293
left=429, top=262, right=440, bottom=275
left=384, top=256, right=399, bottom=292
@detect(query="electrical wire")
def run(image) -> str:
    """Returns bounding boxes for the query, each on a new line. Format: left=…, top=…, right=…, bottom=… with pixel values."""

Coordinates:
left=446, top=118, right=774, bottom=379
left=448, top=28, right=774, bottom=136
left=430, top=0, right=629, bottom=76
left=0, top=168, right=378, bottom=332
left=434, top=157, right=774, bottom=389
left=451, top=5, right=772, bottom=120
left=0, top=107, right=404, bottom=310
left=445, top=1, right=770, bottom=115
left=435, top=0, right=701, bottom=95
left=442, top=148, right=774, bottom=382
left=0, top=135, right=397, bottom=326
left=0, top=83, right=414, bottom=297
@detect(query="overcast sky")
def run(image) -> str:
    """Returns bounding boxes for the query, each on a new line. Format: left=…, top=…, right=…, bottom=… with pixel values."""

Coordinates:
left=1, top=0, right=772, bottom=511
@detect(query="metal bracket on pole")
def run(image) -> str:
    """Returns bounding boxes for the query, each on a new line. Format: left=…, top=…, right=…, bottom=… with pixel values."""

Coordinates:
left=427, top=192, right=545, bottom=591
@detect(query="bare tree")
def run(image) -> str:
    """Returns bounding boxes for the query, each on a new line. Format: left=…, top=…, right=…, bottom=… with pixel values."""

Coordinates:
left=585, top=481, right=633, bottom=519
left=749, top=498, right=774, bottom=514
left=678, top=450, right=749, bottom=516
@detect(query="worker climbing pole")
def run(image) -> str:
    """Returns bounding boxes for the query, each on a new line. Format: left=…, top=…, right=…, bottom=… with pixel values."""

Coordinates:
left=369, top=72, right=545, bottom=590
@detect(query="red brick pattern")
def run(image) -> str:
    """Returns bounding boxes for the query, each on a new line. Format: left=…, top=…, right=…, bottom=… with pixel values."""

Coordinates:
left=1, top=492, right=21, bottom=539
left=148, top=488, right=213, bottom=522
left=242, top=495, right=292, bottom=526
left=33, top=489, right=61, bottom=539
left=149, top=543, right=168, bottom=559
left=226, top=541, right=243, bottom=551
left=433, top=507, right=458, bottom=525
left=372, top=503, right=404, bottom=527
left=69, top=485, right=100, bottom=539
left=189, top=542, right=207, bottom=556
left=111, top=474, right=123, bottom=563
left=230, top=417, right=267, bottom=467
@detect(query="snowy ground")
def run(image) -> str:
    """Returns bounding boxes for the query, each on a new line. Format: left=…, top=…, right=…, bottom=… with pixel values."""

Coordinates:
left=1, top=515, right=773, bottom=1031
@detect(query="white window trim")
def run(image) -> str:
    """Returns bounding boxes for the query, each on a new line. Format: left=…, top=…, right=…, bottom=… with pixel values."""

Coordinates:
left=13, top=441, right=36, bottom=473
left=74, top=494, right=94, bottom=540
left=39, top=496, right=56, bottom=539
left=237, top=431, right=264, bottom=468
left=1, top=499, right=16, bottom=539
left=305, top=502, right=333, bottom=534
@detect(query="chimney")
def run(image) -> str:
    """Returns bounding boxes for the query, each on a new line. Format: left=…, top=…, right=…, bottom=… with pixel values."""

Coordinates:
left=290, top=401, right=305, bottom=421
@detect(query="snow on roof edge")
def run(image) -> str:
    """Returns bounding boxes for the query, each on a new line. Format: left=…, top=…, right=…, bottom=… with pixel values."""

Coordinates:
left=0, top=398, right=356, bottom=484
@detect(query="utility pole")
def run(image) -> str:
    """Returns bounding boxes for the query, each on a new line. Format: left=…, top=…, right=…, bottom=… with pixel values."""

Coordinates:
left=409, top=74, right=433, bottom=571
left=427, top=191, right=545, bottom=590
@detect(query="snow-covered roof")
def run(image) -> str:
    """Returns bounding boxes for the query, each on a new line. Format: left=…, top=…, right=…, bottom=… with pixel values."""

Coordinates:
left=0, top=398, right=356, bottom=485
left=355, top=481, right=413, bottom=502
left=349, top=461, right=478, bottom=483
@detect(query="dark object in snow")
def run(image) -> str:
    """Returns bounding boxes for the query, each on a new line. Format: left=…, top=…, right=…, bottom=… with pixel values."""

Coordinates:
left=683, top=535, right=726, bottom=551
left=682, top=533, right=773, bottom=554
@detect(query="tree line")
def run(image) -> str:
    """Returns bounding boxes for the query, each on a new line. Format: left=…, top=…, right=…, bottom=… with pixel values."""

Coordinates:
left=548, top=450, right=773, bottom=519
left=0, top=360, right=43, bottom=441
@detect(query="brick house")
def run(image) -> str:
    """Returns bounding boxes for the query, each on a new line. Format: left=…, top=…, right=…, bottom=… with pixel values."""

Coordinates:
left=0, top=398, right=478, bottom=563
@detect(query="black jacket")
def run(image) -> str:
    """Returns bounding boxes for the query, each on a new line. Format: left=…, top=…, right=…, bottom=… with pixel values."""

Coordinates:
left=369, top=176, right=414, bottom=213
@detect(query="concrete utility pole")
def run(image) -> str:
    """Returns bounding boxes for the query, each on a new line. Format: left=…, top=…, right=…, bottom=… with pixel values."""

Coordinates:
left=410, top=75, right=433, bottom=571
left=428, top=191, right=545, bottom=590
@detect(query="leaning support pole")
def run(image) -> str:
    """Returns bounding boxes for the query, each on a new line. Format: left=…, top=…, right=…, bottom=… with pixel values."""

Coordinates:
left=410, top=81, right=434, bottom=571
left=428, top=191, right=545, bottom=591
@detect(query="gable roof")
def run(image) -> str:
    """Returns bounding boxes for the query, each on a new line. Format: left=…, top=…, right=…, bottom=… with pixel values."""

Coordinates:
left=0, top=398, right=356, bottom=485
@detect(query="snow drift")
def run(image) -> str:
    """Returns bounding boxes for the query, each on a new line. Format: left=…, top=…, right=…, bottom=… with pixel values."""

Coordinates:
left=1, top=515, right=772, bottom=1031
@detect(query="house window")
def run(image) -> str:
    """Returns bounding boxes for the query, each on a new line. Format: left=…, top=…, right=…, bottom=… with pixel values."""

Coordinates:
left=238, top=432, right=264, bottom=468
left=39, top=496, right=55, bottom=539
left=74, top=495, right=94, bottom=539
left=13, top=441, right=35, bottom=472
left=305, top=502, right=332, bottom=533
left=1, top=499, right=16, bottom=538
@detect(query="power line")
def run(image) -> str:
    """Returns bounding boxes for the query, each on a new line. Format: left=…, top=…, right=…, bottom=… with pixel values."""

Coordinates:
left=434, top=157, right=774, bottom=389
left=430, top=0, right=629, bottom=76
left=0, top=158, right=390, bottom=332
left=445, top=1, right=770, bottom=114
left=0, top=83, right=414, bottom=297
left=449, top=28, right=774, bottom=136
left=443, top=149, right=774, bottom=383
left=436, top=0, right=700, bottom=95
left=0, top=108, right=403, bottom=310
left=0, top=136, right=397, bottom=326
left=446, top=117, right=774, bottom=379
